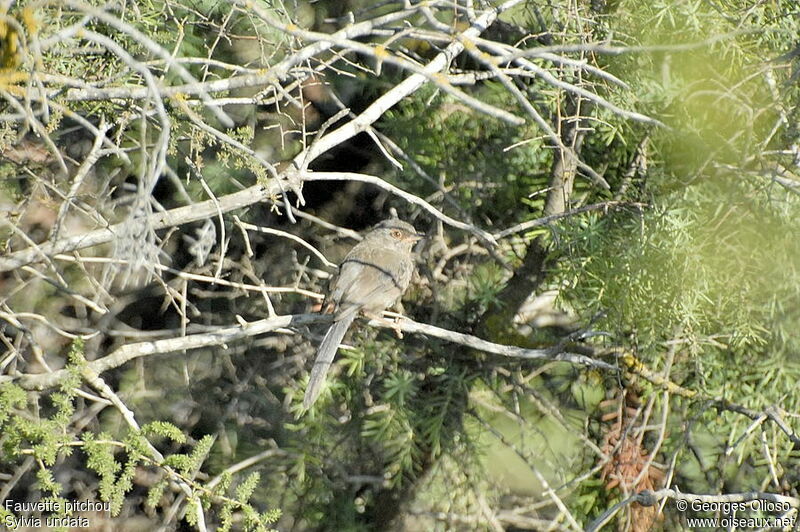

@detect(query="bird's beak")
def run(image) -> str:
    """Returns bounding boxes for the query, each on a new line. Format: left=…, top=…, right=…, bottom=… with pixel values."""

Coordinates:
left=409, top=232, right=425, bottom=242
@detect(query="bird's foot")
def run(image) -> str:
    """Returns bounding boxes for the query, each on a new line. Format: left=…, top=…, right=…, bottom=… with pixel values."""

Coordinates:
left=365, top=311, right=405, bottom=339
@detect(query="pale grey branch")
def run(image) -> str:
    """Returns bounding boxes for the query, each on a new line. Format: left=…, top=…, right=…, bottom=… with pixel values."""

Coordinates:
left=1, top=313, right=615, bottom=391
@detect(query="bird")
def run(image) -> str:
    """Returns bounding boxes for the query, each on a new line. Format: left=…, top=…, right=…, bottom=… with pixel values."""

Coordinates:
left=303, top=218, right=422, bottom=408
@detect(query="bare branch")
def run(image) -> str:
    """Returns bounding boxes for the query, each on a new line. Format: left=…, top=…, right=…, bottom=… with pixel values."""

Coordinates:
left=300, top=171, right=497, bottom=246
left=1, top=312, right=615, bottom=391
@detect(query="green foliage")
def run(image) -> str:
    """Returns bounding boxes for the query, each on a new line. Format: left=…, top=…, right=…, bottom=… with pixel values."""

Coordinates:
left=146, top=478, right=169, bottom=510
left=162, top=434, right=214, bottom=475
left=382, top=84, right=555, bottom=225
left=0, top=345, right=279, bottom=528
left=51, top=340, right=83, bottom=427
left=215, top=472, right=281, bottom=532
left=361, top=402, right=419, bottom=486
left=563, top=175, right=800, bottom=363
left=466, top=261, right=506, bottom=312
left=556, top=156, right=800, bottom=513
left=80, top=425, right=280, bottom=527
left=0, top=383, right=27, bottom=428
left=183, top=497, right=201, bottom=528
left=3, top=0, right=800, bottom=530
left=35, top=467, right=61, bottom=498
left=382, top=369, right=416, bottom=407
left=0, top=340, right=85, bottom=467
left=141, top=420, right=187, bottom=444
left=234, top=471, right=260, bottom=503
left=82, top=431, right=126, bottom=515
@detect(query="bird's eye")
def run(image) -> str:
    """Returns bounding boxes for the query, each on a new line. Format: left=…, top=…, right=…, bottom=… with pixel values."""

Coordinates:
left=390, top=229, right=403, bottom=239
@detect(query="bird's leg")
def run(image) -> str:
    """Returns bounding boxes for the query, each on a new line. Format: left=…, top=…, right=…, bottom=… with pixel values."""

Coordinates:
left=364, top=310, right=404, bottom=339
left=386, top=300, right=409, bottom=338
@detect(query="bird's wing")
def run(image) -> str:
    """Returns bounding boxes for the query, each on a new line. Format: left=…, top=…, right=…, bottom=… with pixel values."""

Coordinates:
left=331, top=245, right=410, bottom=313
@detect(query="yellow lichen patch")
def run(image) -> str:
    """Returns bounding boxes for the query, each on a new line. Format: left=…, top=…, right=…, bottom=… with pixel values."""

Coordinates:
left=0, top=20, right=20, bottom=69
left=374, top=45, right=389, bottom=59
left=432, top=73, right=450, bottom=86
left=21, top=7, right=38, bottom=35
left=459, top=37, right=476, bottom=51
left=0, top=69, right=28, bottom=90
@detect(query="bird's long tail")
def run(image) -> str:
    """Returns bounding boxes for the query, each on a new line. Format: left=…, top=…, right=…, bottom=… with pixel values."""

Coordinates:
left=303, top=312, right=357, bottom=408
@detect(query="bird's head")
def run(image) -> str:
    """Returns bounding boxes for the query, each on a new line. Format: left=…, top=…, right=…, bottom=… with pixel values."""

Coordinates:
left=369, top=218, right=424, bottom=249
